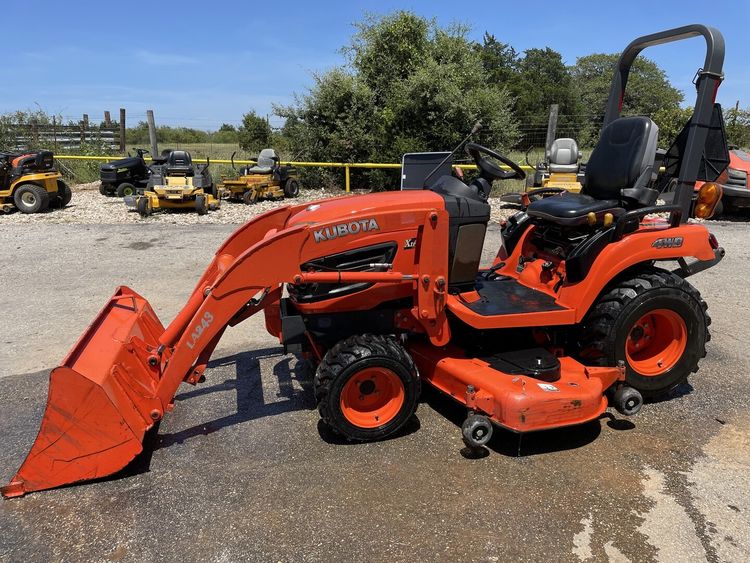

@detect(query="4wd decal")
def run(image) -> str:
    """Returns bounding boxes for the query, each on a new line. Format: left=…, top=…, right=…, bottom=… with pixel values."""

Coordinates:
left=313, top=218, right=380, bottom=243
left=652, top=237, right=684, bottom=249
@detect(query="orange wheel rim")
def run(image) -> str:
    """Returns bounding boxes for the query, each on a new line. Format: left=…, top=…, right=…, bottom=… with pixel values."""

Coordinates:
left=626, top=309, right=687, bottom=376
left=340, top=367, right=405, bottom=428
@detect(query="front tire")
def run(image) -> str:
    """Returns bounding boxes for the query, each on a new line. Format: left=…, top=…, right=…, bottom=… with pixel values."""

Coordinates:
left=13, top=183, right=50, bottom=213
left=578, top=268, right=709, bottom=398
left=315, top=335, right=420, bottom=441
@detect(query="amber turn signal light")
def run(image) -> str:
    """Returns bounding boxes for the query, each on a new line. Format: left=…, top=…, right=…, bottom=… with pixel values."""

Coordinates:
left=694, top=182, right=723, bottom=219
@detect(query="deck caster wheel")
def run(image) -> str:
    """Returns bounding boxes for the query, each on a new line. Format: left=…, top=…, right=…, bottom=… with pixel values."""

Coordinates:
left=195, top=195, right=208, bottom=215
left=136, top=197, right=151, bottom=217
left=243, top=190, right=259, bottom=205
left=462, top=413, right=493, bottom=448
left=612, top=386, right=643, bottom=416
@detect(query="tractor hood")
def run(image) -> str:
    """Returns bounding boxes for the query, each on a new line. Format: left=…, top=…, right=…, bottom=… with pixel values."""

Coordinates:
left=286, top=190, right=445, bottom=228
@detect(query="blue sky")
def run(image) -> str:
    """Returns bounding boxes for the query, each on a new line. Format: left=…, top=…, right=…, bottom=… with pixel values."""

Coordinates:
left=3, top=0, right=748, bottom=129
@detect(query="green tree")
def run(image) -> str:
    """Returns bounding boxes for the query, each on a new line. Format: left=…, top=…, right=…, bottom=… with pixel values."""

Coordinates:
left=513, top=48, right=578, bottom=118
left=276, top=11, right=518, bottom=189
left=238, top=111, right=272, bottom=152
left=475, top=32, right=518, bottom=86
left=571, top=54, right=683, bottom=123
left=211, top=123, right=239, bottom=144
left=652, top=105, right=694, bottom=148
left=724, top=105, right=750, bottom=148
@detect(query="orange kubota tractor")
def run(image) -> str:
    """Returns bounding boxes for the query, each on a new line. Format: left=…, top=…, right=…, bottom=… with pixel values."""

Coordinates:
left=3, top=25, right=729, bottom=498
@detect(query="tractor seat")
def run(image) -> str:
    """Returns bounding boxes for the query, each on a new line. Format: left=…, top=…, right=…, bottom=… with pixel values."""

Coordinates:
left=547, top=138, right=580, bottom=173
left=527, top=117, right=660, bottom=226
left=164, top=150, right=194, bottom=176
left=246, top=148, right=279, bottom=174
left=525, top=192, right=623, bottom=226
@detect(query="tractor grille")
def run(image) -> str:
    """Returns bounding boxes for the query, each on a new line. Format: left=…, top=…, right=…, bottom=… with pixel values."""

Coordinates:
left=726, top=167, right=748, bottom=189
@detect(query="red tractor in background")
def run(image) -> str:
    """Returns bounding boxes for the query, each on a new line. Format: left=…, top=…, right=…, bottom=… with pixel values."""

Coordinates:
left=3, top=24, right=729, bottom=498
left=694, top=148, right=750, bottom=216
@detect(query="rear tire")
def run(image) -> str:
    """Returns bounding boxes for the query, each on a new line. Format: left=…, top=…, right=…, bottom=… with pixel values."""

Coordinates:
left=578, top=268, right=709, bottom=398
left=315, top=335, right=420, bottom=441
left=284, top=178, right=300, bottom=198
left=116, top=182, right=137, bottom=198
left=13, top=183, right=49, bottom=213
left=57, top=180, right=72, bottom=207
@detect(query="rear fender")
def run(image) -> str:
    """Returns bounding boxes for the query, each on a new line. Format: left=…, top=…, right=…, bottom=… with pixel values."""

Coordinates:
left=558, top=223, right=716, bottom=320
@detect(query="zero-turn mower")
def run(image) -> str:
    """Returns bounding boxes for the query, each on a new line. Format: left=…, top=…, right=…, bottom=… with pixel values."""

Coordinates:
left=525, top=137, right=585, bottom=192
left=220, top=149, right=300, bottom=204
left=130, top=150, right=219, bottom=216
left=0, top=150, right=71, bottom=214
left=2, top=25, right=729, bottom=498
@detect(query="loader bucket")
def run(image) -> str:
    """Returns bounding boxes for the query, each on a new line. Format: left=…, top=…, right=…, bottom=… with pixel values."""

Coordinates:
left=2, top=286, right=166, bottom=498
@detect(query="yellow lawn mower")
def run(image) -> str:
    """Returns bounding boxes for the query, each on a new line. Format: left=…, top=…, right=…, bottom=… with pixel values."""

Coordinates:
left=129, top=150, right=219, bottom=216
left=0, top=150, right=71, bottom=214
left=220, top=149, right=300, bottom=204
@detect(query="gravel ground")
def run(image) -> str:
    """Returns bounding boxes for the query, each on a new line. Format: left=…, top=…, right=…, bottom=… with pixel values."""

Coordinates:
left=0, top=181, right=520, bottom=225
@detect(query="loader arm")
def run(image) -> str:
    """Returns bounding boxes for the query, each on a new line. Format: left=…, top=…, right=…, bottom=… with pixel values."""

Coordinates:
left=3, top=202, right=450, bottom=497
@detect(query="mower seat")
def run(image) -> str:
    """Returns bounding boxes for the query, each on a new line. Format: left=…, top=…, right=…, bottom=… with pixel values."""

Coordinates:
left=246, top=148, right=279, bottom=174
left=547, top=138, right=580, bottom=173
left=527, top=117, right=659, bottom=226
left=164, top=150, right=194, bottom=176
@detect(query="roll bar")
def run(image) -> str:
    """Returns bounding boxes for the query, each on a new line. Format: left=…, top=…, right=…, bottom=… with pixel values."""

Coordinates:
left=602, top=24, right=725, bottom=222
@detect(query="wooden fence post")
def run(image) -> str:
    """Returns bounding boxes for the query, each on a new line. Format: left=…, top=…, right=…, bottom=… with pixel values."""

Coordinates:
left=146, top=110, right=158, bottom=156
left=545, top=104, right=558, bottom=158
left=81, top=114, right=89, bottom=146
left=119, top=108, right=126, bottom=153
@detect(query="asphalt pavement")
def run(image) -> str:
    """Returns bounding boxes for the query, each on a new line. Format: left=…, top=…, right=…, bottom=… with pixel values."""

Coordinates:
left=0, top=219, right=748, bottom=562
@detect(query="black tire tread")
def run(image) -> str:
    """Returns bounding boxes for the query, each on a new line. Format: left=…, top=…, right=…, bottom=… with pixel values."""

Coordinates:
left=578, top=267, right=710, bottom=396
left=314, top=334, right=419, bottom=440
left=13, top=183, right=50, bottom=213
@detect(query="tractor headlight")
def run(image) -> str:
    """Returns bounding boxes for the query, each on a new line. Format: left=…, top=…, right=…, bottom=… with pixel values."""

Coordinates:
left=694, top=182, right=723, bottom=219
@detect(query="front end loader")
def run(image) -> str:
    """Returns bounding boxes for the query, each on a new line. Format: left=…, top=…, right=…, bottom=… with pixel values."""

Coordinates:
left=3, top=25, right=729, bottom=498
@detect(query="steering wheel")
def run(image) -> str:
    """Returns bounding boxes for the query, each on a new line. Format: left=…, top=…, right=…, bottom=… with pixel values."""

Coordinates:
left=465, top=142, right=526, bottom=181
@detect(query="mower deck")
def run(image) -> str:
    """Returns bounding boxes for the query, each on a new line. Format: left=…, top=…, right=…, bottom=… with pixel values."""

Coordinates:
left=409, top=342, right=623, bottom=433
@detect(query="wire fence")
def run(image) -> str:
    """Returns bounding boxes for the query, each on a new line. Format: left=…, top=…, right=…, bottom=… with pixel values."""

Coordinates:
left=0, top=123, right=119, bottom=152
